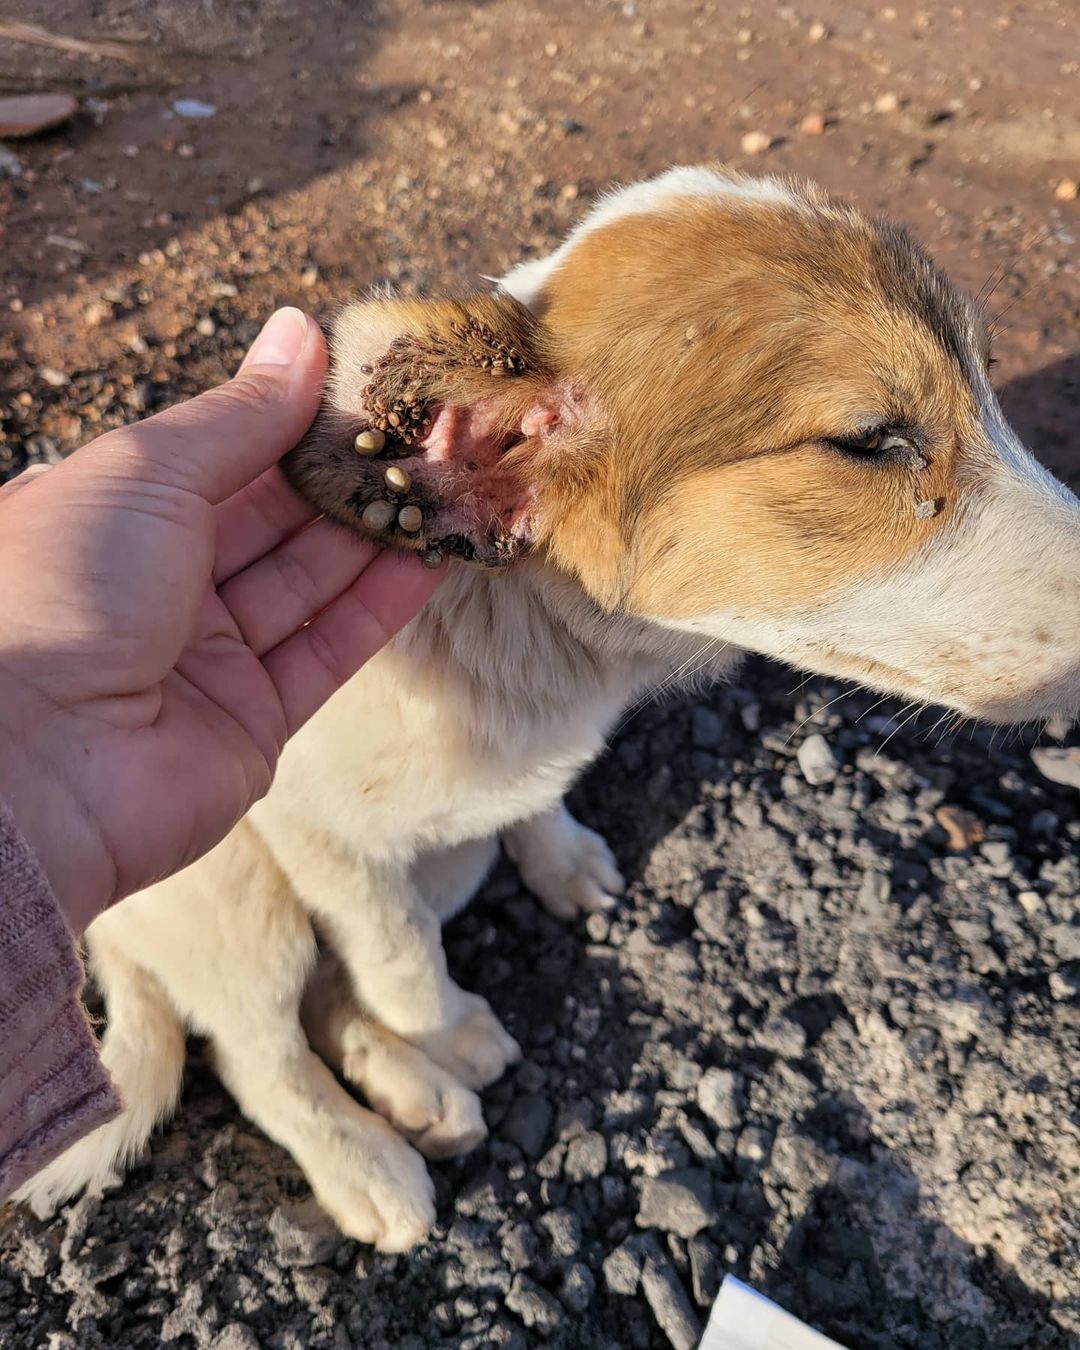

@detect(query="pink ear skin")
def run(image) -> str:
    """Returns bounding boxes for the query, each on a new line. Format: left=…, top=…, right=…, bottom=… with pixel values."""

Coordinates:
left=521, top=405, right=561, bottom=439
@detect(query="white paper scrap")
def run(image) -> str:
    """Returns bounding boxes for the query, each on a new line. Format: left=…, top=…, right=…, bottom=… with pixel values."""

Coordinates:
left=700, top=1276, right=846, bottom=1350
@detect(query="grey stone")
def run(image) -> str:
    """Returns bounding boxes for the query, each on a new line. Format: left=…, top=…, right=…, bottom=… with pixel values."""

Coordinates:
left=1047, top=923, right=1080, bottom=962
left=756, top=1014, right=807, bottom=1058
left=797, top=733, right=839, bottom=785
left=602, top=1242, right=642, bottom=1295
left=500, top=1095, right=552, bottom=1159
left=268, top=1201, right=339, bottom=1267
left=641, top=1256, right=703, bottom=1350
left=637, top=1169, right=714, bottom=1238
left=735, top=1126, right=772, bottom=1171
left=211, top=1323, right=261, bottom=1350
left=691, top=707, right=726, bottom=749
left=696, top=1068, right=743, bottom=1130
left=858, top=870, right=892, bottom=908
left=563, top=1131, right=608, bottom=1181
left=538, top=1207, right=582, bottom=1259
left=501, top=1224, right=539, bottom=1273
left=505, top=1273, right=562, bottom=1335
left=560, top=1261, right=596, bottom=1312
left=687, top=1236, right=721, bottom=1307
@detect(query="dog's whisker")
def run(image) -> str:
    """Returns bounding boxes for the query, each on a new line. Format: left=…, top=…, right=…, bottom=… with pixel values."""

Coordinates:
left=784, top=686, right=856, bottom=747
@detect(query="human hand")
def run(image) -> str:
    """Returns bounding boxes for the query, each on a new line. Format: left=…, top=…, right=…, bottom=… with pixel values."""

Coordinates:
left=0, top=308, right=443, bottom=933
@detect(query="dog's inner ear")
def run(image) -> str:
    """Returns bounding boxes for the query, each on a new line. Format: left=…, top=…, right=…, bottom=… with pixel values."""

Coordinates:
left=281, top=294, right=593, bottom=569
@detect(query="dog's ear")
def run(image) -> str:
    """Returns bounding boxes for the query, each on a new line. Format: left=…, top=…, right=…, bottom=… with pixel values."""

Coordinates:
left=281, top=293, right=611, bottom=570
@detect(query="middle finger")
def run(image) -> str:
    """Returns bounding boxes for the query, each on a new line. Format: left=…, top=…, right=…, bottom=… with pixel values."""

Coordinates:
left=219, top=514, right=381, bottom=656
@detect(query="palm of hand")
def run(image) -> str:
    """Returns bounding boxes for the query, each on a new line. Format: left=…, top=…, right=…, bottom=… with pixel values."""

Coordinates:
left=0, top=318, right=442, bottom=931
left=3, top=470, right=284, bottom=912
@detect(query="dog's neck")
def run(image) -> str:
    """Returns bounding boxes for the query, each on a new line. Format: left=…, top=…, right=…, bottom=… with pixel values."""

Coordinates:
left=394, top=557, right=740, bottom=748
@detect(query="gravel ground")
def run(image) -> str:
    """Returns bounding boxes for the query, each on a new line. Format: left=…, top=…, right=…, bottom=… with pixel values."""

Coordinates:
left=2, top=671, right=1078, bottom=1348
left=2, top=0, right=1079, bottom=1346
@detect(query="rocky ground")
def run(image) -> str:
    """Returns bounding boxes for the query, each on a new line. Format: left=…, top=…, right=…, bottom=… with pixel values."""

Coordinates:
left=1, top=0, right=1079, bottom=1347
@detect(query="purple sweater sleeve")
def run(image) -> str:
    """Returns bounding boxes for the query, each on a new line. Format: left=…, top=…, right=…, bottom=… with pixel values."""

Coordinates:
left=0, top=800, right=120, bottom=1201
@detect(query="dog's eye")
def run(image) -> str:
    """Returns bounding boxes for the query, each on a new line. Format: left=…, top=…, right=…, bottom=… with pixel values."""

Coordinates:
left=826, top=427, right=916, bottom=461
left=831, top=427, right=883, bottom=455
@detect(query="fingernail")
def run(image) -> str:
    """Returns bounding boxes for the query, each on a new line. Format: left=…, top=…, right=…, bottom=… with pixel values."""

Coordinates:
left=245, top=307, right=308, bottom=367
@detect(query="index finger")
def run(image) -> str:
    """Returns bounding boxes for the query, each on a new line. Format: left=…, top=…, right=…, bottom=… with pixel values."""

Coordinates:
left=213, top=465, right=318, bottom=584
left=262, top=550, right=446, bottom=734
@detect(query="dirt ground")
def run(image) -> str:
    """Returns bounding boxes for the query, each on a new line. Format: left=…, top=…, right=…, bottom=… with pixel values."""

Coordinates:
left=1, top=1, right=1078, bottom=1347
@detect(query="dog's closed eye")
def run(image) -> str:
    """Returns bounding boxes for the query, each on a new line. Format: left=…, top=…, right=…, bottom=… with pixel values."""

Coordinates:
left=824, top=425, right=925, bottom=466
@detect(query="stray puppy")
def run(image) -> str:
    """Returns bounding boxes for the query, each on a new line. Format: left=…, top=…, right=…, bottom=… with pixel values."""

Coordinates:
left=19, top=167, right=1080, bottom=1251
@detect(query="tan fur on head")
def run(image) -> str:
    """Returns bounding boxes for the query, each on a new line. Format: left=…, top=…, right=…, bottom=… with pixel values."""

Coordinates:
left=529, top=193, right=986, bottom=611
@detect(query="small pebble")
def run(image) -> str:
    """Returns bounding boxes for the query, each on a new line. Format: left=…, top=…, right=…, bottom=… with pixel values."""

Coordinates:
left=173, top=99, right=217, bottom=119
left=935, top=804, right=985, bottom=850
left=740, top=131, right=773, bottom=155
left=1031, top=747, right=1080, bottom=790
left=874, top=92, right=900, bottom=113
left=696, top=1068, right=742, bottom=1129
left=800, top=113, right=826, bottom=135
left=797, top=733, right=838, bottom=786
left=807, top=21, right=828, bottom=41
left=637, top=1169, right=714, bottom=1238
left=1054, top=179, right=1078, bottom=201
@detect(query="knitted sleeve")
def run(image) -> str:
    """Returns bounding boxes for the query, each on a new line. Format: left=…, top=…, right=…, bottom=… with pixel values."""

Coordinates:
left=0, top=800, right=120, bottom=1201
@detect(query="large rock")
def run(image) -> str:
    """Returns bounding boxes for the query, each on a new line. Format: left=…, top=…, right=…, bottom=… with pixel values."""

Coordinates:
left=637, top=1168, right=715, bottom=1238
left=0, top=94, right=77, bottom=138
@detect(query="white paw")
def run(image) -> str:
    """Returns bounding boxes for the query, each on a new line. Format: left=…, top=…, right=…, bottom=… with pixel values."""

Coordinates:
left=311, top=1114, right=436, bottom=1253
left=506, top=812, right=625, bottom=920
left=345, top=1038, right=487, bottom=1161
left=412, top=993, right=521, bottom=1090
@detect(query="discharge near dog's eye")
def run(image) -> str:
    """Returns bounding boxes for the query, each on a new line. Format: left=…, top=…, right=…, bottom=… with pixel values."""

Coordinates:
left=281, top=295, right=553, bottom=570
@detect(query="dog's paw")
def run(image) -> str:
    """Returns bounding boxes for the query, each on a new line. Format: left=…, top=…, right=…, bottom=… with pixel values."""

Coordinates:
left=506, top=808, right=625, bottom=920
left=347, top=1037, right=488, bottom=1161
left=313, top=1114, right=436, bottom=1253
left=412, top=993, right=521, bottom=1090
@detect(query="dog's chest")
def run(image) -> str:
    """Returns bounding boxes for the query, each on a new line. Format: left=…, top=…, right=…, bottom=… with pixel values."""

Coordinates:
left=259, top=660, right=621, bottom=860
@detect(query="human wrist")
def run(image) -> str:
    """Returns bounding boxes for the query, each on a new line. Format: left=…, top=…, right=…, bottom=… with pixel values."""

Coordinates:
left=0, top=704, right=116, bottom=935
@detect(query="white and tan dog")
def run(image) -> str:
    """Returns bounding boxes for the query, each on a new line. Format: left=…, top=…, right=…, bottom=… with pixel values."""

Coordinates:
left=19, top=167, right=1080, bottom=1250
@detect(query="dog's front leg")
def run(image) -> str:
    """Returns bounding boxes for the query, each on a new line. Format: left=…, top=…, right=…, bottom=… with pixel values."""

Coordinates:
left=504, top=799, right=625, bottom=920
left=306, top=856, right=521, bottom=1090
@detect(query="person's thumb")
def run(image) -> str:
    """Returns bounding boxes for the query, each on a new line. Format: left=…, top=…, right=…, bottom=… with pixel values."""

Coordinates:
left=91, top=307, right=328, bottom=504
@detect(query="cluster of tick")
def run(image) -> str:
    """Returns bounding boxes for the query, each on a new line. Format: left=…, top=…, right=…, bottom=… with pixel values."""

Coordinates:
left=350, top=317, right=530, bottom=567
left=357, top=318, right=528, bottom=448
